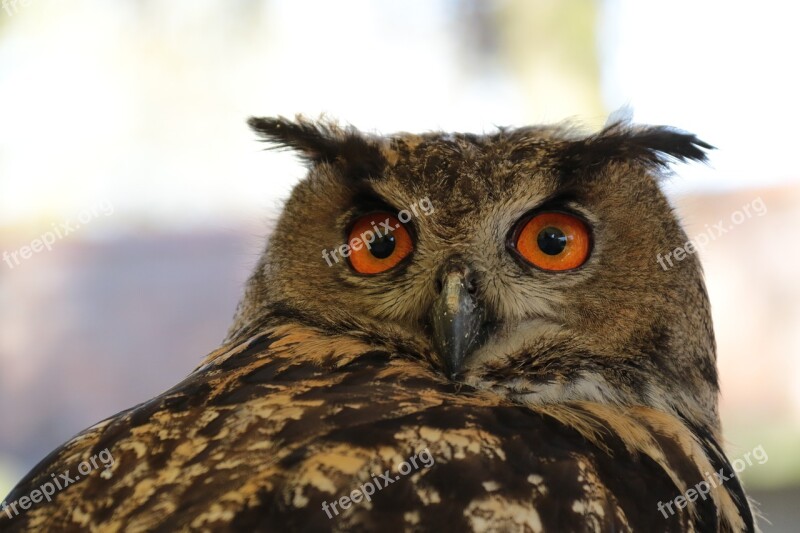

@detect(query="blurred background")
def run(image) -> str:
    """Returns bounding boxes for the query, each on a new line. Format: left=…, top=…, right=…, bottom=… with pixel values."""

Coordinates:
left=1, top=0, right=798, bottom=529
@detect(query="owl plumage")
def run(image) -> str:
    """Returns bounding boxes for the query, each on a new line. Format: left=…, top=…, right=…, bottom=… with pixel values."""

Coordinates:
left=0, top=117, right=755, bottom=532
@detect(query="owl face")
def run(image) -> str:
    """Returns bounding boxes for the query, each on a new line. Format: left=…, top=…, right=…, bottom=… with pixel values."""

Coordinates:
left=234, top=117, right=720, bottom=432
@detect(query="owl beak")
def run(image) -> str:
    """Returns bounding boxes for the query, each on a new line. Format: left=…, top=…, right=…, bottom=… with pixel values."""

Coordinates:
left=430, top=270, right=484, bottom=379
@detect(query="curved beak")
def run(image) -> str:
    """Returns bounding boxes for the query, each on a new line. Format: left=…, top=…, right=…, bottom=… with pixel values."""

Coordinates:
left=430, top=271, right=485, bottom=379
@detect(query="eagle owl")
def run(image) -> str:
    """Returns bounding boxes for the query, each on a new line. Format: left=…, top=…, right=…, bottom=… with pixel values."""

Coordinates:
left=1, top=117, right=755, bottom=532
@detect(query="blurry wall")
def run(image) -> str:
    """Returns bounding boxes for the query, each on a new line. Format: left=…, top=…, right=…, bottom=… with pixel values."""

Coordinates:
left=1, top=0, right=798, bottom=528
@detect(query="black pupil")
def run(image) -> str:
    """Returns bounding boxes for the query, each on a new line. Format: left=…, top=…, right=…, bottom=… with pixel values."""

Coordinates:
left=370, top=233, right=396, bottom=259
left=537, top=226, right=567, bottom=255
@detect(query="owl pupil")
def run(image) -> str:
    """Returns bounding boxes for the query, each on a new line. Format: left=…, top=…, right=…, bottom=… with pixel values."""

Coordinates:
left=370, top=234, right=396, bottom=259
left=537, top=227, right=567, bottom=255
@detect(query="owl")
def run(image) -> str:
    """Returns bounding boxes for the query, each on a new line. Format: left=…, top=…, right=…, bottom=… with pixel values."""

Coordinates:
left=0, top=116, right=756, bottom=532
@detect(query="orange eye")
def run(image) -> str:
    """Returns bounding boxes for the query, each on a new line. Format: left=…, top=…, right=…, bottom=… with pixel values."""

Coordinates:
left=347, top=212, right=414, bottom=274
left=512, top=212, right=591, bottom=271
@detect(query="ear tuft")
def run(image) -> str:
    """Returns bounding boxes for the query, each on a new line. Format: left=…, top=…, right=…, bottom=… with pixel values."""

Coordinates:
left=601, top=120, right=714, bottom=165
left=560, top=120, right=714, bottom=173
left=247, top=116, right=386, bottom=180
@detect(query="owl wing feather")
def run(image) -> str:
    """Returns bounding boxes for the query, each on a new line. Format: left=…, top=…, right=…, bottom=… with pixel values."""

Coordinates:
left=1, top=325, right=752, bottom=532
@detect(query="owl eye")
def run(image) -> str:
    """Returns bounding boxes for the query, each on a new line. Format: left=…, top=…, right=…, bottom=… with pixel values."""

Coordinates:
left=347, top=212, right=413, bottom=274
left=512, top=211, right=591, bottom=271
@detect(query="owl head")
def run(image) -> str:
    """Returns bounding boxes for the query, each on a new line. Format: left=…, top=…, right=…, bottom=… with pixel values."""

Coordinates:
left=230, top=116, right=719, bottom=433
